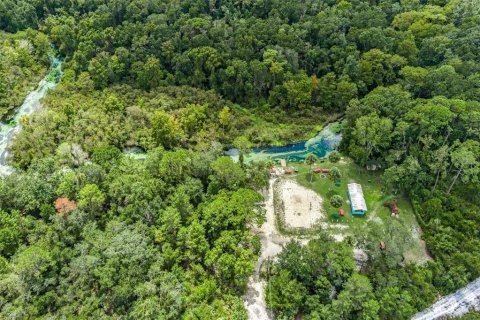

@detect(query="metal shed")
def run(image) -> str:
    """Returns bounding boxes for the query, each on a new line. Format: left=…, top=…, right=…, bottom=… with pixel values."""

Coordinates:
left=347, top=183, right=367, bottom=215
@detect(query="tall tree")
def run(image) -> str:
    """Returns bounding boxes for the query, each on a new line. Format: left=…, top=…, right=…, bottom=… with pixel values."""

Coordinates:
left=305, top=153, right=317, bottom=183
left=447, top=140, right=480, bottom=195
left=349, top=114, right=393, bottom=166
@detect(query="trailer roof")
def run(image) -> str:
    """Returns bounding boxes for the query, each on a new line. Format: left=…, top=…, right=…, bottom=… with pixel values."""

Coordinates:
left=348, top=183, right=367, bottom=212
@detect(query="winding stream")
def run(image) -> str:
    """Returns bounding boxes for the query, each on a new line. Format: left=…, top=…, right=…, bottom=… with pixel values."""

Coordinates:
left=0, top=56, right=62, bottom=174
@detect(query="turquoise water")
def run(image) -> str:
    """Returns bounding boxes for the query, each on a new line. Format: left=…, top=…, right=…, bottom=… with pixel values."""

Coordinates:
left=228, top=122, right=342, bottom=163
left=123, top=146, right=147, bottom=160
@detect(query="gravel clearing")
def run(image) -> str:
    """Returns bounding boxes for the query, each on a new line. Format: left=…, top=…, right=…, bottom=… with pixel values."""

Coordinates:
left=279, top=179, right=325, bottom=229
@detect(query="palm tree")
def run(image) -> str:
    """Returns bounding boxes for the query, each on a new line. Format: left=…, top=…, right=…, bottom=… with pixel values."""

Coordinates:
left=305, top=153, right=317, bottom=183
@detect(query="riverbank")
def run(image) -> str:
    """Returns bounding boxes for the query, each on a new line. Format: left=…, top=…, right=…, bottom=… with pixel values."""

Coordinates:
left=227, top=120, right=343, bottom=164
left=0, top=54, right=62, bottom=173
left=0, top=31, right=51, bottom=119
left=233, top=105, right=343, bottom=148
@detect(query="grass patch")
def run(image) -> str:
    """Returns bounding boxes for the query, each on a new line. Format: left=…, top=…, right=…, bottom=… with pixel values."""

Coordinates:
left=295, top=159, right=404, bottom=229
left=284, top=157, right=431, bottom=264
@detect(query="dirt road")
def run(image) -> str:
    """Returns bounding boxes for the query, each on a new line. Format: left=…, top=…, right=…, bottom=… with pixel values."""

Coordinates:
left=412, top=277, right=480, bottom=320
left=244, top=178, right=291, bottom=320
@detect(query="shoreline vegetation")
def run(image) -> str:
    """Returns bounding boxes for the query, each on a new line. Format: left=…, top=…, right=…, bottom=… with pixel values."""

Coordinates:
left=0, top=31, right=50, bottom=118
left=1, top=51, right=61, bottom=125
left=232, top=107, right=344, bottom=149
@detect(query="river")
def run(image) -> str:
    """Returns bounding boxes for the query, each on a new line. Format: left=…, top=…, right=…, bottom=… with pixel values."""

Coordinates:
left=0, top=56, right=62, bottom=174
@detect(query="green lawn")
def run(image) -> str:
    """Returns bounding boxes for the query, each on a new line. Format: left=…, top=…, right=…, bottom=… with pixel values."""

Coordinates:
left=289, top=157, right=431, bottom=264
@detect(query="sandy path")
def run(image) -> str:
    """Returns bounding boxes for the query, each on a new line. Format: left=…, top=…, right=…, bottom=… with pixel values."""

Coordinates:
left=245, top=178, right=291, bottom=320
left=244, top=178, right=343, bottom=319
left=412, top=277, right=480, bottom=320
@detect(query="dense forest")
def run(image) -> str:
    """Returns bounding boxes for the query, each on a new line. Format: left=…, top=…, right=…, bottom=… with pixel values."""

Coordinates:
left=0, top=0, right=479, bottom=319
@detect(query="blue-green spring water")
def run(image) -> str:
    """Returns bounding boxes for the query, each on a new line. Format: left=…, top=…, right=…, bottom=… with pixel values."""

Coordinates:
left=226, top=122, right=343, bottom=163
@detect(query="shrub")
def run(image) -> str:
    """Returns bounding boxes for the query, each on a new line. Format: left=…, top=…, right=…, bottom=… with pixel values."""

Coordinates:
left=328, top=167, right=342, bottom=182
left=330, top=195, right=343, bottom=208
left=328, top=151, right=340, bottom=163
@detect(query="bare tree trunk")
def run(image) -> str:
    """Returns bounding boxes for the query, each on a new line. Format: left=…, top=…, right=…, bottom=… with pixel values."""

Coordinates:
left=442, top=130, right=451, bottom=147
left=447, top=162, right=454, bottom=174
left=446, top=169, right=462, bottom=195
left=432, top=170, right=441, bottom=192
